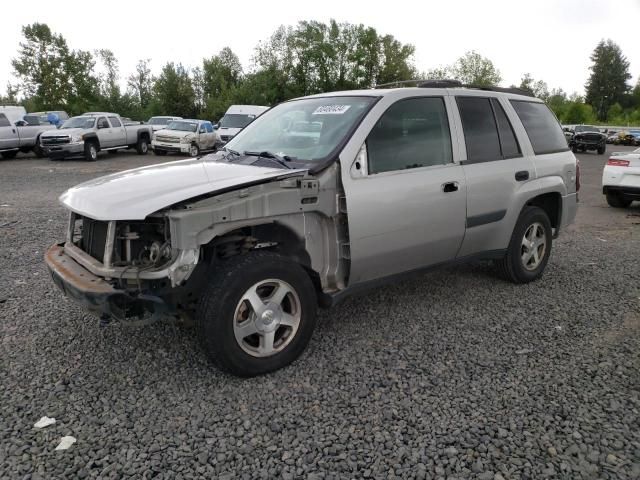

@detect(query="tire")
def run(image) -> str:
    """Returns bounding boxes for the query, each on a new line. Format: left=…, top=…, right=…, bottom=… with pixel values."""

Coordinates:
left=33, top=142, right=44, bottom=158
left=597, top=145, right=606, bottom=155
left=1, top=150, right=18, bottom=160
left=571, top=145, right=579, bottom=153
left=606, top=191, right=632, bottom=208
left=153, top=149, right=167, bottom=156
left=188, top=144, right=200, bottom=157
left=136, top=137, right=149, bottom=155
left=196, top=251, right=318, bottom=377
left=84, top=141, right=98, bottom=162
left=497, top=206, right=553, bottom=284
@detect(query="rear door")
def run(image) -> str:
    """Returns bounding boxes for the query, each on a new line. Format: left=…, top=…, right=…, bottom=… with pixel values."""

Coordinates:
left=453, top=95, right=535, bottom=257
left=342, top=95, right=467, bottom=283
left=0, top=114, right=19, bottom=150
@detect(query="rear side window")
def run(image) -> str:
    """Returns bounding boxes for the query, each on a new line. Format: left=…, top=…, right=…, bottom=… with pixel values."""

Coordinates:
left=108, top=116, right=122, bottom=128
left=510, top=100, right=568, bottom=154
left=0, top=114, right=10, bottom=127
left=367, top=97, right=453, bottom=174
left=456, top=97, right=501, bottom=163
left=491, top=99, right=521, bottom=158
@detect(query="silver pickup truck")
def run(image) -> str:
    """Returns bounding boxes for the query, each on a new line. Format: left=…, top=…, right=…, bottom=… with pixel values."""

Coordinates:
left=45, top=81, right=578, bottom=376
left=0, top=112, right=57, bottom=159
left=40, top=112, right=153, bottom=161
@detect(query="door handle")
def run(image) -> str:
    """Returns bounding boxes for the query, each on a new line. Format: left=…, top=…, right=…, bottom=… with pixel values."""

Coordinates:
left=515, top=170, right=529, bottom=181
left=442, top=181, right=459, bottom=193
left=12, top=129, right=16, bottom=134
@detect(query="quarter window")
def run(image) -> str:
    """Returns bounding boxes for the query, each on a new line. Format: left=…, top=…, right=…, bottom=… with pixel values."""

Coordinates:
left=456, top=97, right=501, bottom=163
left=510, top=100, right=568, bottom=154
left=367, top=97, right=452, bottom=174
left=491, top=98, right=521, bottom=158
left=108, top=116, right=122, bottom=127
left=0, top=114, right=10, bottom=127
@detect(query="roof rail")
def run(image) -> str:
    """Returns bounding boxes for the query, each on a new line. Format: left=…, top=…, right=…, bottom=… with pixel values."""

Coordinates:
left=374, top=78, right=535, bottom=97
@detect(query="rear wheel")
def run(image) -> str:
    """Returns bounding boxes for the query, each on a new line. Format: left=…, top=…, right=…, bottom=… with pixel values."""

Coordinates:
left=1, top=150, right=18, bottom=160
left=84, top=142, right=98, bottom=162
left=196, top=251, right=318, bottom=377
left=136, top=137, right=149, bottom=155
left=497, top=206, right=552, bottom=284
left=606, top=191, right=632, bottom=208
left=33, top=142, right=44, bottom=158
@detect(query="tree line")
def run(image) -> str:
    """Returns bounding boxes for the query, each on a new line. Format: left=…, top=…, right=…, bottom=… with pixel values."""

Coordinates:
left=2, top=23, right=639, bottom=126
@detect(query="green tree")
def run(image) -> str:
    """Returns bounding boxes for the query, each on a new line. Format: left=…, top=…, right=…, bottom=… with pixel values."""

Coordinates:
left=0, top=84, right=19, bottom=105
left=585, top=39, right=631, bottom=121
left=564, top=102, right=596, bottom=124
left=153, top=63, right=196, bottom=117
left=518, top=73, right=549, bottom=100
left=201, top=47, right=243, bottom=119
left=127, top=59, right=154, bottom=111
left=452, top=51, right=501, bottom=86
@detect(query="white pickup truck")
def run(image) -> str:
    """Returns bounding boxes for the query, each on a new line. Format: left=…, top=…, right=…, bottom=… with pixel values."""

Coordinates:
left=40, top=112, right=153, bottom=161
left=0, top=110, right=57, bottom=159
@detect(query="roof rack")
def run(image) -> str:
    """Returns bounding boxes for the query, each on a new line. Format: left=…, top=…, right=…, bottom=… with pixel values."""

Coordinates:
left=374, top=79, right=535, bottom=97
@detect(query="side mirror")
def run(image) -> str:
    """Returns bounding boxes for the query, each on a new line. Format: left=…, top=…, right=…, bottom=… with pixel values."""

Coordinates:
left=15, top=120, right=27, bottom=127
left=199, top=128, right=206, bottom=134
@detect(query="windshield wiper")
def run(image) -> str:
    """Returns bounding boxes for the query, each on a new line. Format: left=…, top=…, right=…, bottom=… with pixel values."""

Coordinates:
left=244, top=150, right=294, bottom=169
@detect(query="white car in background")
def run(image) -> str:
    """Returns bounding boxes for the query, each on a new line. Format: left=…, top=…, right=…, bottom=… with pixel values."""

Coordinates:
left=148, top=116, right=182, bottom=131
left=602, top=147, right=640, bottom=208
left=217, top=105, right=269, bottom=144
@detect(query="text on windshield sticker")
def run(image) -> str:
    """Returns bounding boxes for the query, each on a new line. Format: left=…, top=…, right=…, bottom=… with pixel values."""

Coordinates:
left=312, top=105, right=351, bottom=115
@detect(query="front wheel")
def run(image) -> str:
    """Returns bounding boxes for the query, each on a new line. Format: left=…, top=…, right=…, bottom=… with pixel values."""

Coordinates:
left=497, top=206, right=553, bottom=284
left=33, top=143, right=44, bottom=158
left=136, top=137, right=149, bottom=155
left=597, top=146, right=606, bottom=155
left=196, top=251, right=318, bottom=377
left=84, top=142, right=98, bottom=161
left=606, top=191, right=632, bottom=208
left=188, top=144, right=200, bottom=157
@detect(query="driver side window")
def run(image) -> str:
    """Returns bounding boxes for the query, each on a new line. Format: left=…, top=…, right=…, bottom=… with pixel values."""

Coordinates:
left=366, top=97, right=452, bottom=174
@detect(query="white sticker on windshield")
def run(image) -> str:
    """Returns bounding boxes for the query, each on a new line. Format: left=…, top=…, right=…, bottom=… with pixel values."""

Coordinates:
left=312, top=105, right=351, bottom=115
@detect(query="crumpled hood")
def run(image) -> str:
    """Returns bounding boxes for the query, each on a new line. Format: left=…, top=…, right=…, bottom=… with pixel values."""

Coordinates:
left=154, top=128, right=193, bottom=139
left=41, top=127, right=87, bottom=138
left=59, top=158, right=305, bottom=220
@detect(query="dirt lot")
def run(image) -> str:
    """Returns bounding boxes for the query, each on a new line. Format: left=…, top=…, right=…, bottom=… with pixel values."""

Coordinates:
left=1, top=146, right=639, bottom=479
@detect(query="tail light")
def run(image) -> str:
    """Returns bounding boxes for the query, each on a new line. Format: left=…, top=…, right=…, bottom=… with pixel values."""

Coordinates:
left=576, top=159, right=580, bottom=192
left=607, top=158, right=630, bottom=167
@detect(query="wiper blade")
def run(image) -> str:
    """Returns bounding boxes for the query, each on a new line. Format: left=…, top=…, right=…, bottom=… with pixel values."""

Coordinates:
left=244, top=150, right=294, bottom=169
left=222, top=147, right=241, bottom=162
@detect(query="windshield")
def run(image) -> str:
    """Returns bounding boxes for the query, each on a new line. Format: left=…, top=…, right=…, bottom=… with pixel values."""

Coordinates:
left=149, top=117, right=173, bottom=125
left=225, top=96, right=375, bottom=162
left=220, top=114, right=258, bottom=129
left=574, top=125, right=599, bottom=133
left=166, top=121, right=198, bottom=132
left=61, top=117, right=95, bottom=129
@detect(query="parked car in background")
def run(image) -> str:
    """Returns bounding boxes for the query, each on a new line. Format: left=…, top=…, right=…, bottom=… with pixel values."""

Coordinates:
left=613, top=130, right=640, bottom=146
left=0, top=110, right=57, bottom=159
left=45, top=83, right=578, bottom=376
left=569, top=125, right=606, bottom=154
left=217, top=105, right=269, bottom=144
left=148, top=116, right=182, bottom=131
left=40, top=112, right=153, bottom=161
left=602, top=147, right=640, bottom=208
left=606, top=131, right=619, bottom=144
left=152, top=119, right=219, bottom=157
left=29, top=110, right=69, bottom=127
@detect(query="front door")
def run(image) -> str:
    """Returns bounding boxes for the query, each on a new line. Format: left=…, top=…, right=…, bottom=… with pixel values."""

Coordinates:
left=0, top=113, right=19, bottom=150
left=96, top=117, right=112, bottom=147
left=342, top=96, right=467, bottom=284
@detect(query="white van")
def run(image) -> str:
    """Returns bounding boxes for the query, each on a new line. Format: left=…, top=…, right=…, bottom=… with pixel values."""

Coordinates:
left=0, top=106, right=27, bottom=125
left=217, top=105, right=269, bottom=143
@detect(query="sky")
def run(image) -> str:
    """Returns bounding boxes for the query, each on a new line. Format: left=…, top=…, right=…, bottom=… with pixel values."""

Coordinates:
left=1, top=0, right=639, bottom=98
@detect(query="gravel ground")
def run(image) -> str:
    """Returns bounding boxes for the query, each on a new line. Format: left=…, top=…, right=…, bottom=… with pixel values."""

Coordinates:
left=1, top=147, right=639, bottom=479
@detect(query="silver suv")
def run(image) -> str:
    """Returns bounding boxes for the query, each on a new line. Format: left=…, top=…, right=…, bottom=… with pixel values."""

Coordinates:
left=45, top=81, right=578, bottom=376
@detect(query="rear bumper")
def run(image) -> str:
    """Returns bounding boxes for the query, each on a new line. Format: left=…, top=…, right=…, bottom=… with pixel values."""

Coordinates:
left=45, top=243, right=166, bottom=317
left=603, top=185, right=640, bottom=199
